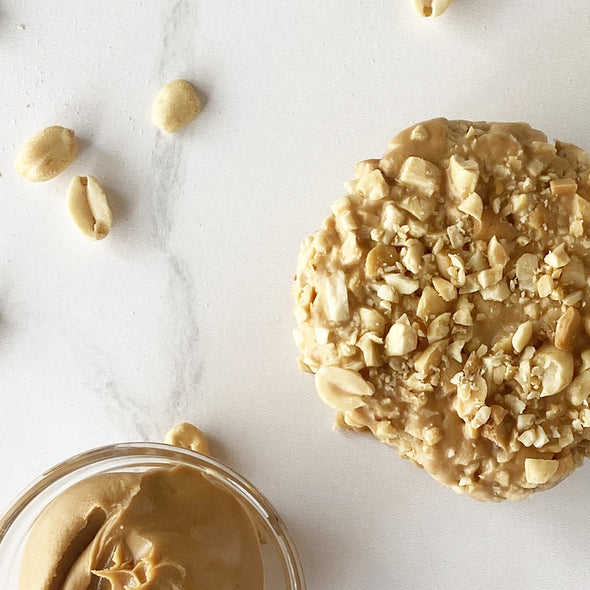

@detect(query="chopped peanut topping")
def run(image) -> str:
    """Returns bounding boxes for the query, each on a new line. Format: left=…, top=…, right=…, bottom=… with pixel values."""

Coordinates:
left=294, top=118, right=590, bottom=501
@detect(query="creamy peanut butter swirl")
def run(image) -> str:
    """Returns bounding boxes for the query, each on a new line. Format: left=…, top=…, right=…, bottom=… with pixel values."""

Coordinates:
left=19, top=465, right=263, bottom=590
left=294, top=118, right=590, bottom=500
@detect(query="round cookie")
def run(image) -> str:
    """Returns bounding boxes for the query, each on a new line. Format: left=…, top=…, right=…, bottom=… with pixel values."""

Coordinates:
left=293, top=118, right=590, bottom=501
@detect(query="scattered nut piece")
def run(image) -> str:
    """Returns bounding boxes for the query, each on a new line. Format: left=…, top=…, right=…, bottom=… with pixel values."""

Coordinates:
left=414, top=340, right=446, bottom=375
left=532, top=346, right=574, bottom=397
left=365, top=244, right=398, bottom=278
left=449, top=155, right=479, bottom=196
left=417, top=285, right=448, bottom=320
left=554, top=307, right=580, bottom=352
left=549, top=178, right=577, bottom=196
left=385, top=322, right=418, bottom=356
left=15, top=126, right=77, bottom=182
left=384, top=273, right=419, bottom=294
left=536, top=275, right=553, bottom=298
left=544, top=243, right=570, bottom=269
left=427, top=312, right=451, bottom=343
left=359, top=307, right=385, bottom=336
left=152, top=79, right=202, bottom=133
left=524, top=458, right=558, bottom=485
left=458, top=192, right=483, bottom=221
left=165, top=422, right=210, bottom=455
left=324, top=272, right=349, bottom=322
left=432, top=277, right=457, bottom=302
left=471, top=405, right=491, bottom=429
left=477, top=266, right=503, bottom=289
left=567, top=370, right=590, bottom=406
left=487, top=236, right=509, bottom=269
left=315, top=366, right=374, bottom=411
left=512, top=321, right=533, bottom=354
left=66, top=176, right=113, bottom=241
left=516, top=253, right=539, bottom=292
left=398, top=156, right=441, bottom=196
left=357, top=169, right=389, bottom=201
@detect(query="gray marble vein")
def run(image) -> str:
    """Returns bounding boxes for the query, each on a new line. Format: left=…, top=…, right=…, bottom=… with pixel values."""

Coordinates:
left=103, top=0, right=202, bottom=440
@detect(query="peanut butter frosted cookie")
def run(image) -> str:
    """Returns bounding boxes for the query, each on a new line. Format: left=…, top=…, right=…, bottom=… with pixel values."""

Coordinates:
left=293, top=118, right=590, bottom=500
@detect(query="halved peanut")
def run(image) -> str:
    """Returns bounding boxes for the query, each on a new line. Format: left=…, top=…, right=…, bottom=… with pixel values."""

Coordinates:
left=554, top=307, right=580, bottom=352
left=315, top=366, right=374, bottom=412
left=66, top=176, right=113, bottom=240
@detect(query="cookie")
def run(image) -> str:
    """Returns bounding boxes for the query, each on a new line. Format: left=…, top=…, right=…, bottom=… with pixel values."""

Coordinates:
left=293, top=118, right=590, bottom=500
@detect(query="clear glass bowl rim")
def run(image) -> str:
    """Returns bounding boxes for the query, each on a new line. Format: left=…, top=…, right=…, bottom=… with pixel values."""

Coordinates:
left=0, top=442, right=305, bottom=589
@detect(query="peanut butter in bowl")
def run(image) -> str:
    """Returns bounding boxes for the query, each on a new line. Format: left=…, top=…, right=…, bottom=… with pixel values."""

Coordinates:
left=19, top=464, right=263, bottom=590
left=0, top=427, right=305, bottom=590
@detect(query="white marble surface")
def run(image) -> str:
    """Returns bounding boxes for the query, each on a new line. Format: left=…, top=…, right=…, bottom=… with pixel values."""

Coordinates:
left=1, top=1, right=590, bottom=588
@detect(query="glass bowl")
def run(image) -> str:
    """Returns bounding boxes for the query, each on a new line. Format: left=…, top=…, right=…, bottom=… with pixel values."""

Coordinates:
left=0, top=442, right=305, bottom=589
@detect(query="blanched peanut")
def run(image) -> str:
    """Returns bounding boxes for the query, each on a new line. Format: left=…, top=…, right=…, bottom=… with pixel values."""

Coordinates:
left=165, top=422, right=210, bottom=455
left=152, top=79, right=202, bottom=133
left=15, top=126, right=77, bottom=182
left=315, top=366, right=374, bottom=411
left=66, top=176, right=113, bottom=241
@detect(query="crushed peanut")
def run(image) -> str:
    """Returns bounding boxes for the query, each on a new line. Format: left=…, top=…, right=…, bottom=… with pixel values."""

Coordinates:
left=294, top=118, right=590, bottom=500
